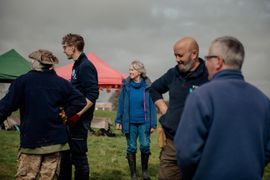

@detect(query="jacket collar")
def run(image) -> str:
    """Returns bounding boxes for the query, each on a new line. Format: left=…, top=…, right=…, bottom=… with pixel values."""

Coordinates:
left=212, top=69, right=244, bottom=80
left=123, top=76, right=152, bottom=90
left=74, top=53, right=86, bottom=66
left=30, top=69, right=56, bottom=74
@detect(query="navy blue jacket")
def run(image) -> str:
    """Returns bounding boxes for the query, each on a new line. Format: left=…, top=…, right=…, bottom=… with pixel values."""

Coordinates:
left=71, top=53, right=99, bottom=104
left=0, top=70, right=86, bottom=148
left=151, top=58, right=208, bottom=139
left=115, top=77, right=157, bottom=134
left=174, top=70, right=270, bottom=180
left=70, top=53, right=99, bottom=136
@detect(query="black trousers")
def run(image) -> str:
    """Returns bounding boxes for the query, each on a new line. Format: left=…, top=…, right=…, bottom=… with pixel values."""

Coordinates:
left=58, top=115, right=91, bottom=180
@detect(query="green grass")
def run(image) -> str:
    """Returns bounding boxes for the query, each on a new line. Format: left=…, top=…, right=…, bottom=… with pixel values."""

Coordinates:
left=0, top=110, right=270, bottom=179
left=88, top=130, right=159, bottom=180
left=0, top=110, right=160, bottom=180
left=0, top=131, right=19, bottom=180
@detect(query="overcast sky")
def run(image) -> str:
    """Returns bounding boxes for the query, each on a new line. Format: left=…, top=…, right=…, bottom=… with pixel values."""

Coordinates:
left=1, top=0, right=270, bottom=100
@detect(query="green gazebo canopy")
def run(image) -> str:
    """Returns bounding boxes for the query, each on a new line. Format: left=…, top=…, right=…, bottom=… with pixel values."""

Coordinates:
left=0, top=49, right=31, bottom=83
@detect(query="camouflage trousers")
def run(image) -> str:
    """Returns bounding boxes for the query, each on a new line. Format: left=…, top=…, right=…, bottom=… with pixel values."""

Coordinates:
left=16, top=152, right=61, bottom=180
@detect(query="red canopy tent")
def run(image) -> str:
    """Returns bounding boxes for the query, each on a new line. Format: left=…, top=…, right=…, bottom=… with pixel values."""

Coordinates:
left=56, top=53, right=126, bottom=92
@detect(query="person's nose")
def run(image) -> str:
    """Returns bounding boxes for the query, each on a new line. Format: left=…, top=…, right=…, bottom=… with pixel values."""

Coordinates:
left=176, top=57, right=181, bottom=63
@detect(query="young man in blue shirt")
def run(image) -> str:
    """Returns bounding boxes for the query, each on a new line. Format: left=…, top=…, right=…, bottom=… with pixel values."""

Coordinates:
left=59, top=33, right=99, bottom=180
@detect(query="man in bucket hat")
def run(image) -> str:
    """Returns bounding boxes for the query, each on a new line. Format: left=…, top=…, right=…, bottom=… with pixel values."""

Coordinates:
left=0, top=49, right=86, bottom=179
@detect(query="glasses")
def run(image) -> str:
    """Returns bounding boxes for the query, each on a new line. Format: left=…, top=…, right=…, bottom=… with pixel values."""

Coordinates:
left=204, top=55, right=219, bottom=61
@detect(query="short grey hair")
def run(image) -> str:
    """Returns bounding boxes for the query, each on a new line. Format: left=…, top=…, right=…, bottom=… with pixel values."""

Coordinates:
left=130, top=60, right=147, bottom=78
left=212, top=36, right=245, bottom=69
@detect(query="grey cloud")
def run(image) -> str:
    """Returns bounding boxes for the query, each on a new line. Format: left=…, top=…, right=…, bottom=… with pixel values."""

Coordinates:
left=0, top=0, right=270, bottom=98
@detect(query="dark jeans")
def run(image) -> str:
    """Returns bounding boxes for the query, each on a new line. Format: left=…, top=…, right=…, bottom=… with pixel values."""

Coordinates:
left=59, top=138, right=89, bottom=180
left=58, top=150, right=72, bottom=180
left=126, top=123, right=150, bottom=154
left=59, top=116, right=90, bottom=180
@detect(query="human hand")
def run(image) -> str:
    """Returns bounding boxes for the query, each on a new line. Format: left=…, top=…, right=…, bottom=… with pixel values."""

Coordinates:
left=155, top=99, right=168, bottom=115
left=115, top=123, right=122, bottom=130
left=59, top=107, right=67, bottom=124
left=67, top=114, right=81, bottom=125
left=150, top=128, right=155, bottom=134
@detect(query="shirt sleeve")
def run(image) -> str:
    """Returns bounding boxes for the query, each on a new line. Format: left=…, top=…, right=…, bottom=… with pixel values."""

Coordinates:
left=264, top=99, right=270, bottom=166
left=79, top=62, right=99, bottom=103
left=64, top=84, right=87, bottom=118
left=0, top=80, right=22, bottom=123
left=115, top=87, right=125, bottom=125
left=149, top=94, right=157, bottom=129
left=150, top=70, right=171, bottom=102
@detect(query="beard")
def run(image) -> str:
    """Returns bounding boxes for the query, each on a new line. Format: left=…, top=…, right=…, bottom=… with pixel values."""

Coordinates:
left=178, top=59, right=193, bottom=73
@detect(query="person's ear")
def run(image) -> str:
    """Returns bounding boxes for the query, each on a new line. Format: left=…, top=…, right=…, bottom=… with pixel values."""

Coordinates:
left=72, top=46, right=76, bottom=53
left=216, top=56, right=224, bottom=70
left=191, top=50, right=198, bottom=60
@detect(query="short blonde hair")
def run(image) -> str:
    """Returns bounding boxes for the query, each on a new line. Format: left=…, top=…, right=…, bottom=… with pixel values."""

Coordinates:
left=130, top=60, right=146, bottom=78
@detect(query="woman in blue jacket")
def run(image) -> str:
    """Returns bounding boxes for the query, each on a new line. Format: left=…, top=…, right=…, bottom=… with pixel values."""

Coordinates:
left=115, top=60, right=157, bottom=180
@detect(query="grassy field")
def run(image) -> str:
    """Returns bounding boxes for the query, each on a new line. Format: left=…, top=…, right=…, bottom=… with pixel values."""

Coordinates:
left=0, top=110, right=270, bottom=179
left=0, top=110, right=160, bottom=180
